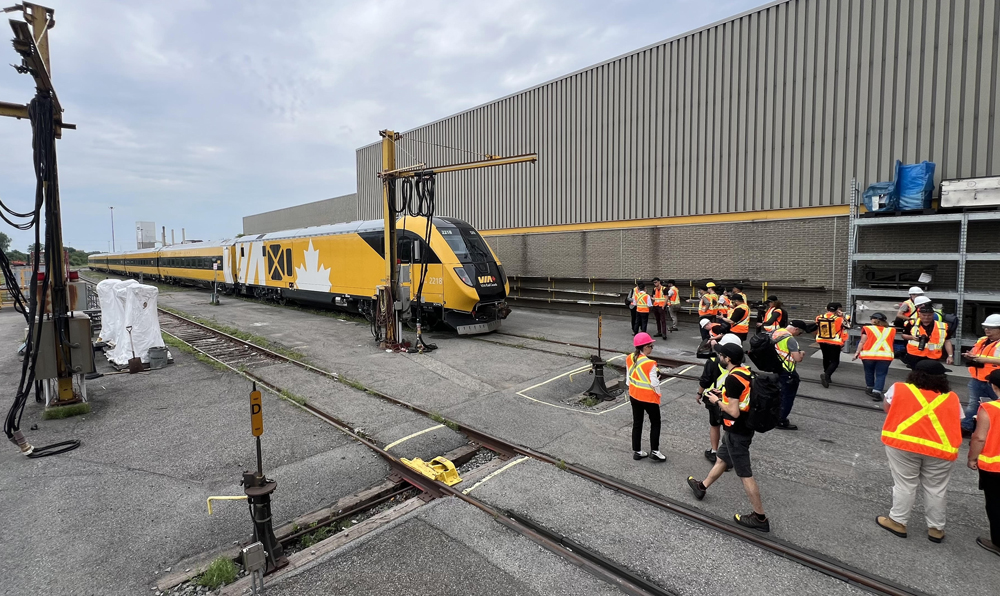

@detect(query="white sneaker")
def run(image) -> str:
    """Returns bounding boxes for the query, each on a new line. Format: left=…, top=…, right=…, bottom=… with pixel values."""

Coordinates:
left=633, top=451, right=648, bottom=460
left=650, top=450, right=666, bottom=462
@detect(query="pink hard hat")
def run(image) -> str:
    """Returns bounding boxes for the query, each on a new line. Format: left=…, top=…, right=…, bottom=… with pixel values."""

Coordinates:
left=633, top=332, right=655, bottom=347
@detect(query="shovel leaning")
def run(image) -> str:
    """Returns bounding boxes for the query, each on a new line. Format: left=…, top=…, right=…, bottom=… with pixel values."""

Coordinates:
left=125, top=325, right=143, bottom=374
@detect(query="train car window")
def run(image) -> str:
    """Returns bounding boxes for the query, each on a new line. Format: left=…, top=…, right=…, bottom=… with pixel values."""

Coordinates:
left=240, top=246, right=245, bottom=257
left=284, top=248, right=292, bottom=274
left=360, top=231, right=385, bottom=257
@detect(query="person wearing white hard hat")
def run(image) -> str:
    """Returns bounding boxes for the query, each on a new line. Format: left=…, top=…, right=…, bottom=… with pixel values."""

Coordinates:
left=960, top=314, right=1000, bottom=435
left=896, top=286, right=925, bottom=323
left=697, top=334, right=743, bottom=463
left=910, top=295, right=943, bottom=322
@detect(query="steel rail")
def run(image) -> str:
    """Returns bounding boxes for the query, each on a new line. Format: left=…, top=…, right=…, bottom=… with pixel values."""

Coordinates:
left=154, top=307, right=922, bottom=596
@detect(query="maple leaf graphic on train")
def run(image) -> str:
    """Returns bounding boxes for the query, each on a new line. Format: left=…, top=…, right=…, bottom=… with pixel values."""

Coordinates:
left=294, top=240, right=332, bottom=292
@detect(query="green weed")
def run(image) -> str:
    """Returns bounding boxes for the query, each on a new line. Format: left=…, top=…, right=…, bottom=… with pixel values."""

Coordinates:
left=161, top=332, right=228, bottom=372
left=339, top=375, right=366, bottom=391
left=579, top=396, right=601, bottom=407
left=197, top=556, right=237, bottom=589
left=279, top=389, right=307, bottom=406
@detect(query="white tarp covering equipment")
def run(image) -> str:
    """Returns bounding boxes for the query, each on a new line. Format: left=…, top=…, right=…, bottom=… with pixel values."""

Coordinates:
left=96, top=279, right=138, bottom=345
left=105, top=283, right=165, bottom=365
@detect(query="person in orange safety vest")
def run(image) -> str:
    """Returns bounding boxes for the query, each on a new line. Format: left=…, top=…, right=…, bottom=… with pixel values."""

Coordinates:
left=968, top=369, right=1000, bottom=557
left=876, top=359, right=962, bottom=543
left=631, top=282, right=651, bottom=335
left=665, top=279, right=680, bottom=332
left=626, top=332, right=665, bottom=462
left=650, top=277, right=669, bottom=339
left=960, top=314, right=1000, bottom=434
left=718, top=294, right=751, bottom=341
left=815, top=302, right=850, bottom=388
left=852, top=312, right=896, bottom=401
left=902, top=304, right=953, bottom=369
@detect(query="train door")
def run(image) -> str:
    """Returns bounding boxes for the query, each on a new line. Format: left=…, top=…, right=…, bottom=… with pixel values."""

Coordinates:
left=398, top=233, right=443, bottom=305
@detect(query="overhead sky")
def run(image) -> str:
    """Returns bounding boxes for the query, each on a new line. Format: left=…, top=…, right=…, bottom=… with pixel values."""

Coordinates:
left=0, top=0, right=768, bottom=254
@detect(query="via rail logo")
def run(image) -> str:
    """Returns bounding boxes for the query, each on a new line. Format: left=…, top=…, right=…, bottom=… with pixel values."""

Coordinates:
left=477, top=275, right=497, bottom=287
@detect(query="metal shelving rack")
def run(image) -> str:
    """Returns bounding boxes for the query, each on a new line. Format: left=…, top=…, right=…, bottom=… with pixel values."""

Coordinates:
left=846, top=179, right=1000, bottom=351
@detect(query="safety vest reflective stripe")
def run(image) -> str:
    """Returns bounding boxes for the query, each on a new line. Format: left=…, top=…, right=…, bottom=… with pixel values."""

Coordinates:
left=652, top=288, right=667, bottom=307
left=635, top=292, right=651, bottom=313
left=730, top=306, right=750, bottom=333
left=626, top=353, right=659, bottom=404
left=721, top=367, right=752, bottom=427
left=967, top=336, right=1000, bottom=381
left=900, top=299, right=915, bottom=318
left=771, top=329, right=795, bottom=372
left=667, top=288, right=680, bottom=305
left=763, top=307, right=781, bottom=332
left=859, top=326, right=895, bottom=360
left=979, top=401, right=1000, bottom=472
left=815, top=314, right=846, bottom=346
left=907, top=321, right=948, bottom=358
left=881, top=384, right=962, bottom=460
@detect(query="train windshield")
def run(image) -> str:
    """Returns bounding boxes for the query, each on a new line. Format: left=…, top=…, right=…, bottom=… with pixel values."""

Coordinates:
left=439, top=226, right=493, bottom=264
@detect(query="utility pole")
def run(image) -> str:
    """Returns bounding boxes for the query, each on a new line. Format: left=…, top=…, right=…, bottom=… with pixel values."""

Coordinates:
left=1, top=3, right=90, bottom=447
left=109, top=206, right=115, bottom=252
left=376, top=131, right=536, bottom=349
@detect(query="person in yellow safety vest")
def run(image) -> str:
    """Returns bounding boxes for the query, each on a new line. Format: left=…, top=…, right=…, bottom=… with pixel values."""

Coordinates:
left=895, top=286, right=925, bottom=325
left=852, top=312, right=896, bottom=401
left=772, top=320, right=813, bottom=430
left=650, top=277, right=669, bottom=339
left=877, top=360, right=962, bottom=543
left=815, top=302, right=850, bottom=389
left=687, top=343, right=770, bottom=532
left=718, top=294, right=751, bottom=341
left=626, top=332, right=666, bottom=462
left=699, top=283, right=719, bottom=321
left=757, top=295, right=787, bottom=333
left=665, top=279, right=680, bottom=332
left=902, top=304, right=954, bottom=369
left=968, top=369, right=1000, bottom=557
left=631, top=281, right=651, bottom=336
left=717, top=291, right=732, bottom=315
left=960, top=314, right=1000, bottom=435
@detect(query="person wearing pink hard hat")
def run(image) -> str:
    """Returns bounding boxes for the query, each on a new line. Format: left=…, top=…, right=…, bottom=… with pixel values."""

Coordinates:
left=627, top=332, right=666, bottom=462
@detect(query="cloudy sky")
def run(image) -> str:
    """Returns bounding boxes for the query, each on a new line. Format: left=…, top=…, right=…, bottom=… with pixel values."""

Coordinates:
left=0, top=0, right=767, bottom=253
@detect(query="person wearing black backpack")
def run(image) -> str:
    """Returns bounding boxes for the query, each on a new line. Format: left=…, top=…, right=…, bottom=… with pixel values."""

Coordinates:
left=687, top=343, right=770, bottom=532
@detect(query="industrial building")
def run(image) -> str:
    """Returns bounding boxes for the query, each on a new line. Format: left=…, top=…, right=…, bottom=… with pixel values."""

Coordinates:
left=243, top=193, right=358, bottom=236
left=256, top=0, right=1000, bottom=329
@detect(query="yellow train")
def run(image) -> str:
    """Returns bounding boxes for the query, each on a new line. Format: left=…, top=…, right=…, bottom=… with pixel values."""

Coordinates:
left=89, top=217, right=510, bottom=334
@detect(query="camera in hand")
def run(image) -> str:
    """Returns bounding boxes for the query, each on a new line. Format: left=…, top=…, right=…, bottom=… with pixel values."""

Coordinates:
left=917, top=335, right=929, bottom=351
left=968, top=358, right=985, bottom=369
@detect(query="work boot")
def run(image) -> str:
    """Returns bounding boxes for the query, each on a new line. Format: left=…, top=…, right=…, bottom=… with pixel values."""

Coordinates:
left=686, top=476, right=706, bottom=500
left=865, top=387, right=874, bottom=396
left=820, top=373, right=830, bottom=388
left=928, top=528, right=945, bottom=543
left=650, top=450, right=666, bottom=462
left=776, top=419, right=798, bottom=431
left=633, top=451, right=648, bottom=461
left=871, top=390, right=884, bottom=402
left=735, top=512, right=770, bottom=532
left=977, top=536, right=1000, bottom=557
left=704, top=449, right=717, bottom=463
left=876, top=516, right=907, bottom=538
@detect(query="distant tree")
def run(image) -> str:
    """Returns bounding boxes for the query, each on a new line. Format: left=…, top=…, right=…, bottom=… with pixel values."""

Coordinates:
left=0, top=231, right=10, bottom=254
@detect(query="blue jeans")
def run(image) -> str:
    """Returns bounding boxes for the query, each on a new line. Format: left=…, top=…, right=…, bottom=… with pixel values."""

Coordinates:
left=863, top=359, right=891, bottom=393
left=962, top=379, right=999, bottom=431
left=778, top=370, right=800, bottom=422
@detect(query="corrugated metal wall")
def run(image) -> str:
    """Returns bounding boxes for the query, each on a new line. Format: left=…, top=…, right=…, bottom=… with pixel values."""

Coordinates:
left=357, top=0, right=1000, bottom=229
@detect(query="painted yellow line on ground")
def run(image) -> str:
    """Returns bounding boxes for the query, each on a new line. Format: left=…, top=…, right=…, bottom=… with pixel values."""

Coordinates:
left=513, top=358, right=693, bottom=416
left=462, top=456, right=529, bottom=494
left=384, top=424, right=445, bottom=450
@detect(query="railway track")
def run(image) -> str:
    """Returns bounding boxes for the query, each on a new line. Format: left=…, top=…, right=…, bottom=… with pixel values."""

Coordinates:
left=151, top=306, right=924, bottom=596
left=491, top=331, right=886, bottom=412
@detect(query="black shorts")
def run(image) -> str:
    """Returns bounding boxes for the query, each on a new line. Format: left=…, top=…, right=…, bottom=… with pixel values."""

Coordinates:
left=717, top=430, right=754, bottom=478
left=706, top=401, right=724, bottom=427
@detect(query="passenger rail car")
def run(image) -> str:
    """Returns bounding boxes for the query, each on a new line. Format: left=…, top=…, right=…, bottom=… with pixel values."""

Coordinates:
left=88, top=217, right=509, bottom=334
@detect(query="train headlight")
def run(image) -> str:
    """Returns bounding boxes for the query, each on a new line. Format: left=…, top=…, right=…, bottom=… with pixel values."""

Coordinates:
left=454, top=267, right=474, bottom=287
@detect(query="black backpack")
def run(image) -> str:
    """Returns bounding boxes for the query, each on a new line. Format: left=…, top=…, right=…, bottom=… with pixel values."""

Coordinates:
left=744, top=371, right=781, bottom=433
left=748, top=333, right=784, bottom=374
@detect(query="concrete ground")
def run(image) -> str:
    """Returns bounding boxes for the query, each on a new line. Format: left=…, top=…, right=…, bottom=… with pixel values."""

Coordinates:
left=149, top=287, right=998, bottom=596
left=0, top=308, right=388, bottom=596
left=265, top=497, right=624, bottom=596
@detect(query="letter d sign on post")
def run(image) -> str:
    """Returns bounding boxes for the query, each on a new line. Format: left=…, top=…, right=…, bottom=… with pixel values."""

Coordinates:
left=250, top=386, right=263, bottom=437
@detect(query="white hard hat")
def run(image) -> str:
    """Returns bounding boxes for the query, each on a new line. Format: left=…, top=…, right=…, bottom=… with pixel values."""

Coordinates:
left=908, top=286, right=924, bottom=295
left=700, top=318, right=711, bottom=329
left=983, top=314, right=1000, bottom=328
left=913, top=296, right=932, bottom=306
left=718, top=333, right=742, bottom=346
